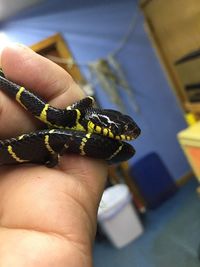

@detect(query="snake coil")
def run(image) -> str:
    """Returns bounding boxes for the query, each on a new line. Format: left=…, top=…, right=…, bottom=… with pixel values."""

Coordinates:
left=0, top=70, right=140, bottom=166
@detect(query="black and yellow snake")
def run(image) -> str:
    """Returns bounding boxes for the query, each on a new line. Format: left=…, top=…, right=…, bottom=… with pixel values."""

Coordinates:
left=0, top=70, right=140, bottom=167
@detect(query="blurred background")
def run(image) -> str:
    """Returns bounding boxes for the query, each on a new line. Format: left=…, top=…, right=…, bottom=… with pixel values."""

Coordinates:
left=0, top=0, right=200, bottom=266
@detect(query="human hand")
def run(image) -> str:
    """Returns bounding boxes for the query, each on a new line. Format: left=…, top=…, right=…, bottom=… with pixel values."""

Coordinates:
left=0, top=44, right=107, bottom=267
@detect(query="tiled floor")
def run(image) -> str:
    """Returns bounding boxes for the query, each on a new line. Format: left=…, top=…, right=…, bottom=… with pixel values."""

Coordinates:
left=94, top=179, right=200, bottom=267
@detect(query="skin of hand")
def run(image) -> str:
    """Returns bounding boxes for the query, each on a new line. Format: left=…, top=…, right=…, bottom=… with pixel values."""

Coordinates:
left=0, top=44, right=107, bottom=267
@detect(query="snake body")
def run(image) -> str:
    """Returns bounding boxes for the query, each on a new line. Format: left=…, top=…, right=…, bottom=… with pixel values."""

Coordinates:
left=0, top=70, right=140, bottom=166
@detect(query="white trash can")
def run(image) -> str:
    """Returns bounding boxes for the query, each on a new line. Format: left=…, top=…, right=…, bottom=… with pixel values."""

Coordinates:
left=98, top=184, right=143, bottom=249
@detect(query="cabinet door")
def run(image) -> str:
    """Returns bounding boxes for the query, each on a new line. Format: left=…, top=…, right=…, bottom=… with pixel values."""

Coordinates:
left=141, top=0, right=200, bottom=118
left=31, top=33, right=86, bottom=85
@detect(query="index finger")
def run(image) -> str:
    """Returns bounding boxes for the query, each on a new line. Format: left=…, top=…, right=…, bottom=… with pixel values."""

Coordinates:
left=0, top=44, right=84, bottom=137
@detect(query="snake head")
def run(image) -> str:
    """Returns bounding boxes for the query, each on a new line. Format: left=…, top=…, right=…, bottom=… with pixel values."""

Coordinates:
left=85, top=109, right=141, bottom=141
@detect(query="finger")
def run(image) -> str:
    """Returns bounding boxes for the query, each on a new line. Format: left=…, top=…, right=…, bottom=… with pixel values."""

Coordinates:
left=0, top=44, right=84, bottom=137
left=0, top=87, right=37, bottom=138
left=59, top=155, right=107, bottom=207
left=1, top=44, right=84, bottom=107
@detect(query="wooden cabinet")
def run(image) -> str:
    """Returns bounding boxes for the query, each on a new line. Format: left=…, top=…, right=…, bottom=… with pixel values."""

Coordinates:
left=140, top=0, right=200, bottom=119
left=31, top=33, right=86, bottom=85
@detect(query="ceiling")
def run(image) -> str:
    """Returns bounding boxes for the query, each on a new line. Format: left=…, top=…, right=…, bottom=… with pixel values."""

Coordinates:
left=0, top=0, right=136, bottom=22
left=0, top=0, right=44, bottom=21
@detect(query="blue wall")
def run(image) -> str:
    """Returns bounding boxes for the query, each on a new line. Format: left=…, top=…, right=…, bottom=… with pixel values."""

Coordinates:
left=0, top=0, right=190, bottom=180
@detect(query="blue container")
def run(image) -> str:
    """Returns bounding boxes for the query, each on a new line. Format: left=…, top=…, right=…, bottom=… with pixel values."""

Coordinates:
left=130, top=152, right=177, bottom=209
